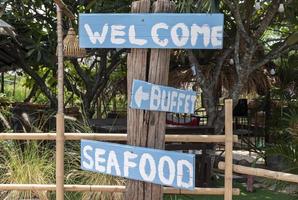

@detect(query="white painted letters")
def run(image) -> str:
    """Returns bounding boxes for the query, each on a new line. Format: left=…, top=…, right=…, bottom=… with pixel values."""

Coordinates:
left=170, top=91, right=178, bottom=112
left=184, top=95, right=190, bottom=114
left=84, top=23, right=109, bottom=44
left=123, top=151, right=138, bottom=177
left=81, top=140, right=195, bottom=190
left=191, top=24, right=210, bottom=47
left=161, top=90, right=171, bottom=111
left=82, top=145, right=94, bottom=169
left=111, top=25, right=126, bottom=44
left=106, top=150, right=121, bottom=176
left=177, top=93, right=186, bottom=113
left=151, top=23, right=169, bottom=47
left=129, top=25, right=147, bottom=46
left=190, top=95, right=196, bottom=113
left=150, top=86, right=161, bottom=110
left=211, top=26, right=223, bottom=47
left=139, top=153, right=156, bottom=182
left=158, top=156, right=175, bottom=185
left=81, top=14, right=223, bottom=49
left=95, top=148, right=106, bottom=173
left=177, top=160, right=194, bottom=189
left=171, top=23, right=189, bottom=47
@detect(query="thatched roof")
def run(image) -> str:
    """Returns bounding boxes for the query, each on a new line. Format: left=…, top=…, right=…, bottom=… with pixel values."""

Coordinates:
left=0, top=37, right=18, bottom=72
left=0, top=19, right=15, bottom=37
left=168, top=63, right=274, bottom=96
left=0, top=19, right=19, bottom=72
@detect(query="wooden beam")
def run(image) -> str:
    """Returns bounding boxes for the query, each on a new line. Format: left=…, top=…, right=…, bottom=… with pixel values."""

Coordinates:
left=224, top=99, right=233, bottom=200
left=125, top=0, right=151, bottom=199
left=0, top=133, right=238, bottom=143
left=54, top=0, right=75, bottom=20
left=56, top=4, right=65, bottom=199
left=218, top=162, right=298, bottom=184
left=0, top=184, right=240, bottom=195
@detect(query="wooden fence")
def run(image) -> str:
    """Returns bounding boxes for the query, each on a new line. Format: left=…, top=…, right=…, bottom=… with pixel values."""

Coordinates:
left=0, top=1, right=294, bottom=200
left=0, top=101, right=240, bottom=199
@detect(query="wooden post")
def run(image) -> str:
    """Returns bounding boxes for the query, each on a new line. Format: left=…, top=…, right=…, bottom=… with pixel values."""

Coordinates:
left=56, top=4, right=65, bottom=200
left=126, top=1, right=151, bottom=199
left=126, top=1, right=173, bottom=200
left=224, top=99, right=233, bottom=200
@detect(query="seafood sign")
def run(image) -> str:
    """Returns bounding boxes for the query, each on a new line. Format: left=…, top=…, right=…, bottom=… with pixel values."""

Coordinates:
left=130, top=80, right=196, bottom=114
left=81, top=140, right=195, bottom=190
left=79, top=13, right=223, bottom=49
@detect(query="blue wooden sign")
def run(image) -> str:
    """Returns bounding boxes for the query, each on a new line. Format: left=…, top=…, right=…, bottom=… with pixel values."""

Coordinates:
left=130, top=80, right=196, bottom=114
left=79, top=13, right=223, bottom=49
left=81, top=140, right=195, bottom=190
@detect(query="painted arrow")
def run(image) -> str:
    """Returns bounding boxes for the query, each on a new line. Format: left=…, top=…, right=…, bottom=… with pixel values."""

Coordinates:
left=134, top=86, right=150, bottom=108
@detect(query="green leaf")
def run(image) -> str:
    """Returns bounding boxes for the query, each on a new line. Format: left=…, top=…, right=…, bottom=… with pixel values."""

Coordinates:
left=286, top=32, right=298, bottom=46
left=26, top=49, right=35, bottom=57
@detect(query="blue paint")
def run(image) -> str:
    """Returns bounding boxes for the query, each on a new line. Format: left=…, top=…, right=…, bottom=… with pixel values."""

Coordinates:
left=79, top=13, right=223, bottom=49
left=81, top=140, right=195, bottom=190
left=130, top=80, right=196, bottom=114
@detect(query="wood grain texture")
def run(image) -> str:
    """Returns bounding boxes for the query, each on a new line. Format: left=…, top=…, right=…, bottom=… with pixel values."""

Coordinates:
left=219, top=162, right=298, bottom=184
left=144, top=1, right=175, bottom=199
left=79, top=13, right=224, bottom=49
left=126, top=1, right=151, bottom=200
left=224, top=100, right=233, bottom=200
left=56, top=4, right=65, bottom=200
left=126, top=1, right=174, bottom=199
left=0, top=133, right=238, bottom=142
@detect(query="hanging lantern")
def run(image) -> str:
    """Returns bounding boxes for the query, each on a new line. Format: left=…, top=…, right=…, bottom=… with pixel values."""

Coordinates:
left=63, top=28, right=86, bottom=58
left=278, top=3, right=285, bottom=13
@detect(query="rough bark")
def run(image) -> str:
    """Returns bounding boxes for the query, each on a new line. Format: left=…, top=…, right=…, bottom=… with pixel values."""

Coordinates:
left=125, top=1, right=174, bottom=200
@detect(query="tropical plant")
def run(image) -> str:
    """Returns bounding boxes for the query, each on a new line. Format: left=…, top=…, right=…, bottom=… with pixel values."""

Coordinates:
left=0, top=141, right=55, bottom=200
left=63, top=138, right=125, bottom=200
left=1, top=0, right=131, bottom=119
left=283, top=106, right=298, bottom=140
left=177, top=0, right=298, bottom=133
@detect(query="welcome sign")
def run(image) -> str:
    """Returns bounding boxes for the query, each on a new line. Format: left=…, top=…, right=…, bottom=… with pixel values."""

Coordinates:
left=81, top=140, right=195, bottom=190
left=79, top=13, right=223, bottom=49
left=130, top=80, right=196, bottom=114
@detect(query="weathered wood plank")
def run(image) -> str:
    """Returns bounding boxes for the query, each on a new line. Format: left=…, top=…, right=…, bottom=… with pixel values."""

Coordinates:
left=0, top=184, right=241, bottom=195
left=81, top=140, right=195, bottom=189
left=0, top=133, right=238, bottom=143
left=79, top=14, right=224, bottom=49
left=126, top=1, right=151, bottom=200
left=224, top=100, right=233, bottom=200
left=144, top=1, right=175, bottom=199
left=219, top=162, right=298, bottom=184
left=126, top=1, right=174, bottom=199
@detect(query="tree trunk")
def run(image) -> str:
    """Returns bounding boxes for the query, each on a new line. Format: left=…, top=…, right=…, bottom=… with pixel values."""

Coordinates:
left=125, top=1, right=173, bottom=200
left=24, top=83, right=38, bottom=102
left=1, top=72, right=4, bottom=93
left=82, top=95, right=94, bottom=120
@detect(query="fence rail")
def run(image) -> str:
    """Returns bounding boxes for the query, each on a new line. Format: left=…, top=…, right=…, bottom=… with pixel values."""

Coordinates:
left=0, top=184, right=240, bottom=195
left=0, top=133, right=238, bottom=143
left=218, top=162, right=298, bottom=184
left=0, top=103, right=237, bottom=198
left=0, top=131, right=240, bottom=196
